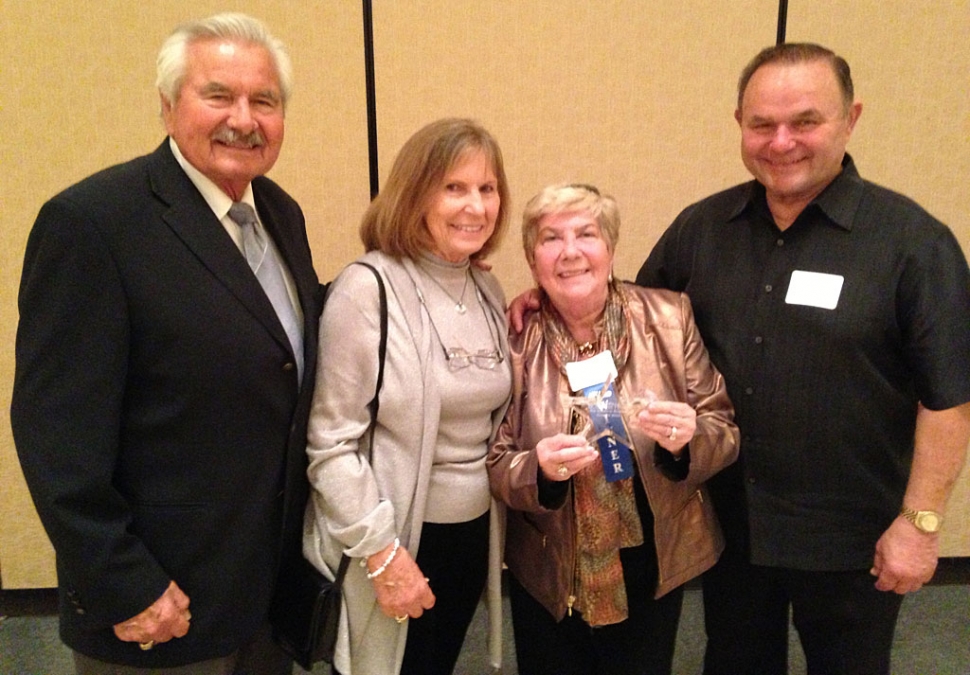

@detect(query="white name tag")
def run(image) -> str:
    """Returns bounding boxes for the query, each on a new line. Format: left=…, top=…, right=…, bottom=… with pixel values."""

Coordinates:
left=785, top=270, right=844, bottom=310
left=565, top=350, right=618, bottom=392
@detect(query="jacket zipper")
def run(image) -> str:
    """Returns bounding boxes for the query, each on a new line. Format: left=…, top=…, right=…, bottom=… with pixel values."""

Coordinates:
left=567, top=479, right=577, bottom=617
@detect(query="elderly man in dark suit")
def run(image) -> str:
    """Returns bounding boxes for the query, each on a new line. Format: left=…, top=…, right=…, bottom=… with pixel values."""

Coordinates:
left=10, top=13, right=321, bottom=674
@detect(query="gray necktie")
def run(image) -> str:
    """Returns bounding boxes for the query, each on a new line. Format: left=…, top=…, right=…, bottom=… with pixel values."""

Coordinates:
left=228, top=202, right=304, bottom=381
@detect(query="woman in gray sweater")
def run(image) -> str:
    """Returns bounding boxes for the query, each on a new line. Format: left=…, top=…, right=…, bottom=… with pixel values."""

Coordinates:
left=303, top=118, right=512, bottom=675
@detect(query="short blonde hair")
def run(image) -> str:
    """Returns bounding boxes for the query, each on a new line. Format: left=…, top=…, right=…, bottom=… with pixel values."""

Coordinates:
left=360, top=118, right=510, bottom=261
left=521, top=183, right=620, bottom=265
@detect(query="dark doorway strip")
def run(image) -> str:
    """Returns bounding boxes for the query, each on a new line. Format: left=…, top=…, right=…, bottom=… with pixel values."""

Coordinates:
left=363, top=0, right=379, bottom=199
left=777, top=0, right=789, bottom=44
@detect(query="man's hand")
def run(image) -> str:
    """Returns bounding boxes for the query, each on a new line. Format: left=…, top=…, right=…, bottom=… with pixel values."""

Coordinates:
left=507, top=288, right=540, bottom=333
left=113, top=581, right=192, bottom=646
left=870, top=516, right=939, bottom=594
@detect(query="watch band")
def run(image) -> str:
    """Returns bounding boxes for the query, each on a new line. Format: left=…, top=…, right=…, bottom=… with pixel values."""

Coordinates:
left=900, top=506, right=943, bottom=533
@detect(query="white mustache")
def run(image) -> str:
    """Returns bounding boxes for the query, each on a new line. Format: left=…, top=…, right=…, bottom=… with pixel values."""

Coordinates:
left=211, top=127, right=265, bottom=148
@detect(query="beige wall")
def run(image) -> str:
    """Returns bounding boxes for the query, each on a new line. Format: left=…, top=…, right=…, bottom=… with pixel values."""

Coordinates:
left=2, top=0, right=968, bottom=587
left=370, top=1, right=768, bottom=290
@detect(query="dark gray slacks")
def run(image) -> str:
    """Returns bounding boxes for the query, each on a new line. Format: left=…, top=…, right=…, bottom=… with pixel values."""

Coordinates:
left=73, top=622, right=292, bottom=675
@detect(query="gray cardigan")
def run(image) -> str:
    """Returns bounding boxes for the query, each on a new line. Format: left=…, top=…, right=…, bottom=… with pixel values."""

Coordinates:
left=303, top=251, right=511, bottom=675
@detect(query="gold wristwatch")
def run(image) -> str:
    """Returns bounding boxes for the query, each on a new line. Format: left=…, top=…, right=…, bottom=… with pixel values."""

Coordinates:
left=900, top=507, right=943, bottom=534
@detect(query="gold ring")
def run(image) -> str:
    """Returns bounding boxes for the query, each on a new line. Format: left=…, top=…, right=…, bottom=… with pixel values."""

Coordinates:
left=395, top=615, right=408, bottom=624
left=669, top=426, right=677, bottom=440
left=557, top=464, right=568, bottom=477
left=139, top=640, right=155, bottom=651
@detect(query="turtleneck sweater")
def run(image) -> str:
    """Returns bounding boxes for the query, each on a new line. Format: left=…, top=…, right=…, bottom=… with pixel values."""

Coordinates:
left=413, top=253, right=511, bottom=523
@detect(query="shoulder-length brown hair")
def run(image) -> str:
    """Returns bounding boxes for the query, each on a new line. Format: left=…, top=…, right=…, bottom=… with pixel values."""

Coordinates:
left=360, top=118, right=510, bottom=261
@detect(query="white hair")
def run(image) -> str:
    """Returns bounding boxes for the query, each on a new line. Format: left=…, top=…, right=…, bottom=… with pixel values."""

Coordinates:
left=156, top=13, right=293, bottom=109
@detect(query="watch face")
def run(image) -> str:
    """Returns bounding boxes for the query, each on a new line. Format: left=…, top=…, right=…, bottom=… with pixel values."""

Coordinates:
left=918, top=512, right=941, bottom=532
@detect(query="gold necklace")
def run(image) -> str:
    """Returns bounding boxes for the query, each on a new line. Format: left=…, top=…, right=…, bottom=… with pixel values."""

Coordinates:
left=574, top=316, right=606, bottom=358
left=577, top=340, right=597, bottom=358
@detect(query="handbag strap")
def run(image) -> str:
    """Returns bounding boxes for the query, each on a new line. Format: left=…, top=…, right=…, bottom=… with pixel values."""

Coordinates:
left=352, top=261, right=388, bottom=423
left=332, top=261, right=388, bottom=577
left=333, top=548, right=352, bottom=583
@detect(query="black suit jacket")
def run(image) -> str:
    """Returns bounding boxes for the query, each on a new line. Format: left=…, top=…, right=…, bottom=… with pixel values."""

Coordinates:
left=11, top=140, right=323, bottom=667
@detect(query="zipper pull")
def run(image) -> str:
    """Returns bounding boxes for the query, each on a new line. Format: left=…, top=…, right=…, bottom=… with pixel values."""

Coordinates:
left=567, top=595, right=576, bottom=617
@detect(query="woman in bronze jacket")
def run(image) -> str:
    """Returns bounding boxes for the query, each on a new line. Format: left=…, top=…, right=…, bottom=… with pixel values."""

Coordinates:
left=488, top=183, right=739, bottom=675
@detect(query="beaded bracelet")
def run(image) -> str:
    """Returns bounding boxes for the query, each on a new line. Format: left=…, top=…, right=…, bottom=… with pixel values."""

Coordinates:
left=365, top=537, right=400, bottom=580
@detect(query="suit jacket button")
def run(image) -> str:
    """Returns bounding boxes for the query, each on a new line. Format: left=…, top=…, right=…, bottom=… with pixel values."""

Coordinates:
left=282, top=362, right=295, bottom=372
left=67, top=592, right=86, bottom=614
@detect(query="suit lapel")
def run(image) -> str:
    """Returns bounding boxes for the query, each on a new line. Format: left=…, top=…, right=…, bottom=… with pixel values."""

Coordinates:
left=147, top=141, right=293, bottom=353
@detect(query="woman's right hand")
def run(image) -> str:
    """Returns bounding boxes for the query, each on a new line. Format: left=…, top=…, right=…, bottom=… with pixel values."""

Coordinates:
left=536, top=433, right=600, bottom=481
left=368, top=542, right=436, bottom=621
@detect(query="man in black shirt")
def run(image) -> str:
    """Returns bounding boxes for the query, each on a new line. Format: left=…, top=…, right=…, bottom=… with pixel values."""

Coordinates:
left=637, top=43, right=970, bottom=675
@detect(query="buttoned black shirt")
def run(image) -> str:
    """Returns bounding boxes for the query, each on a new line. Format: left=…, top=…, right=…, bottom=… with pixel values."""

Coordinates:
left=636, top=156, right=970, bottom=570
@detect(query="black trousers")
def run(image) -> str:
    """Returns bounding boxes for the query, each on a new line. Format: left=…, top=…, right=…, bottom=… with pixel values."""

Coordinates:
left=702, top=542, right=905, bottom=675
left=507, top=479, right=684, bottom=675
left=398, top=512, right=490, bottom=675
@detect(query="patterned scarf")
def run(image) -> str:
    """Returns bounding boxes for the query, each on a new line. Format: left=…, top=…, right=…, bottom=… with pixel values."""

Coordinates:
left=540, top=280, right=630, bottom=374
left=540, top=282, right=644, bottom=626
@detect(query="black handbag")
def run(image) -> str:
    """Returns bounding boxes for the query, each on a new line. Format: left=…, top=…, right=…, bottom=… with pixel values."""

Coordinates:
left=270, top=262, right=388, bottom=670
left=271, top=553, right=351, bottom=669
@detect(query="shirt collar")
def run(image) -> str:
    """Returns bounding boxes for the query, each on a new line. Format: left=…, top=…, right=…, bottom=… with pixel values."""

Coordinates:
left=168, top=137, right=256, bottom=220
left=727, top=181, right=762, bottom=222
left=729, top=153, right=863, bottom=232
left=812, top=154, right=864, bottom=232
